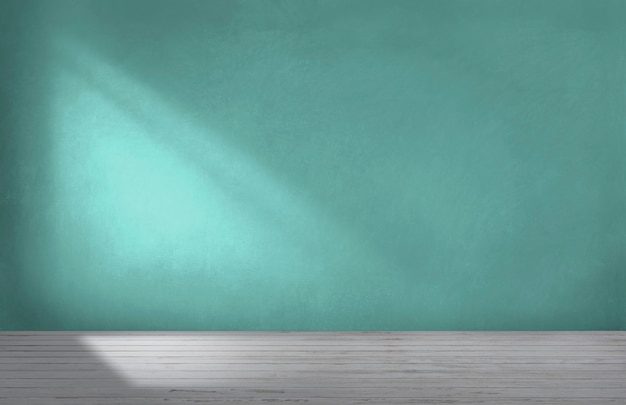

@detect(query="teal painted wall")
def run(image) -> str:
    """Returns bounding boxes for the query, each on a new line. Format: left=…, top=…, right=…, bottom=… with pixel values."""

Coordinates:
left=1, top=0, right=624, bottom=330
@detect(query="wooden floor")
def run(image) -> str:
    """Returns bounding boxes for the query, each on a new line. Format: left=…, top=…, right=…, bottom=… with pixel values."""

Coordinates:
left=0, top=332, right=624, bottom=404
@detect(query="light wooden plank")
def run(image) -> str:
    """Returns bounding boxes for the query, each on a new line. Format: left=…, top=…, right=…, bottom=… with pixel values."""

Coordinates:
left=0, top=348, right=626, bottom=359
left=1, top=370, right=624, bottom=379
left=0, top=331, right=626, bottom=345
left=0, top=332, right=624, bottom=404
left=4, top=398, right=626, bottom=405
left=3, top=339, right=623, bottom=346
left=3, top=344, right=625, bottom=350
left=1, top=377, right=625, bottom=388
left=1, top=386, right=626, bottom=399
left=0, top=356, right=624, bottom=365
left=2, top=357, right=624, bottom=367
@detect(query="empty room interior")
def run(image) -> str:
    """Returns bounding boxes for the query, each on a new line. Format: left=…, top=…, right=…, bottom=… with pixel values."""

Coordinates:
left=0, top=0, right=624, bottom=404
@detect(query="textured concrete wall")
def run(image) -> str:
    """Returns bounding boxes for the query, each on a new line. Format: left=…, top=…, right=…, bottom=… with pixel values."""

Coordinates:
left=1, top=0, right=624, bottom=330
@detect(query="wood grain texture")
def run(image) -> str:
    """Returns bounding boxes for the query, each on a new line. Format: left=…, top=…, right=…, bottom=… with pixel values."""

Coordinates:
left=0, top=332, right=624, bottom=404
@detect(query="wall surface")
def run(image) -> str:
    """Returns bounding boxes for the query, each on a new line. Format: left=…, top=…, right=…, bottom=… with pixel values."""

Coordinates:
left=1, top=0, right=624, bottom=330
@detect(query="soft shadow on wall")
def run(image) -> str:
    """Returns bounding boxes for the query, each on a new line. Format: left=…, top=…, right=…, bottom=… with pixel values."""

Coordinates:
left=0, top=0, right=56, bottom=329
left=1, top=0, right=625, bottom=330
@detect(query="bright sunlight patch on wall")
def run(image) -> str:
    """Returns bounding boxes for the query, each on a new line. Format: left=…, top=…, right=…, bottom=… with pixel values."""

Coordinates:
left=37, top=37, right=387, bottom=328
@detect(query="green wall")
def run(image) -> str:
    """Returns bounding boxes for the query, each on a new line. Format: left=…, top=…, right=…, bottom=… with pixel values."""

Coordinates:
left=1, top=0, right=624, bottom=330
